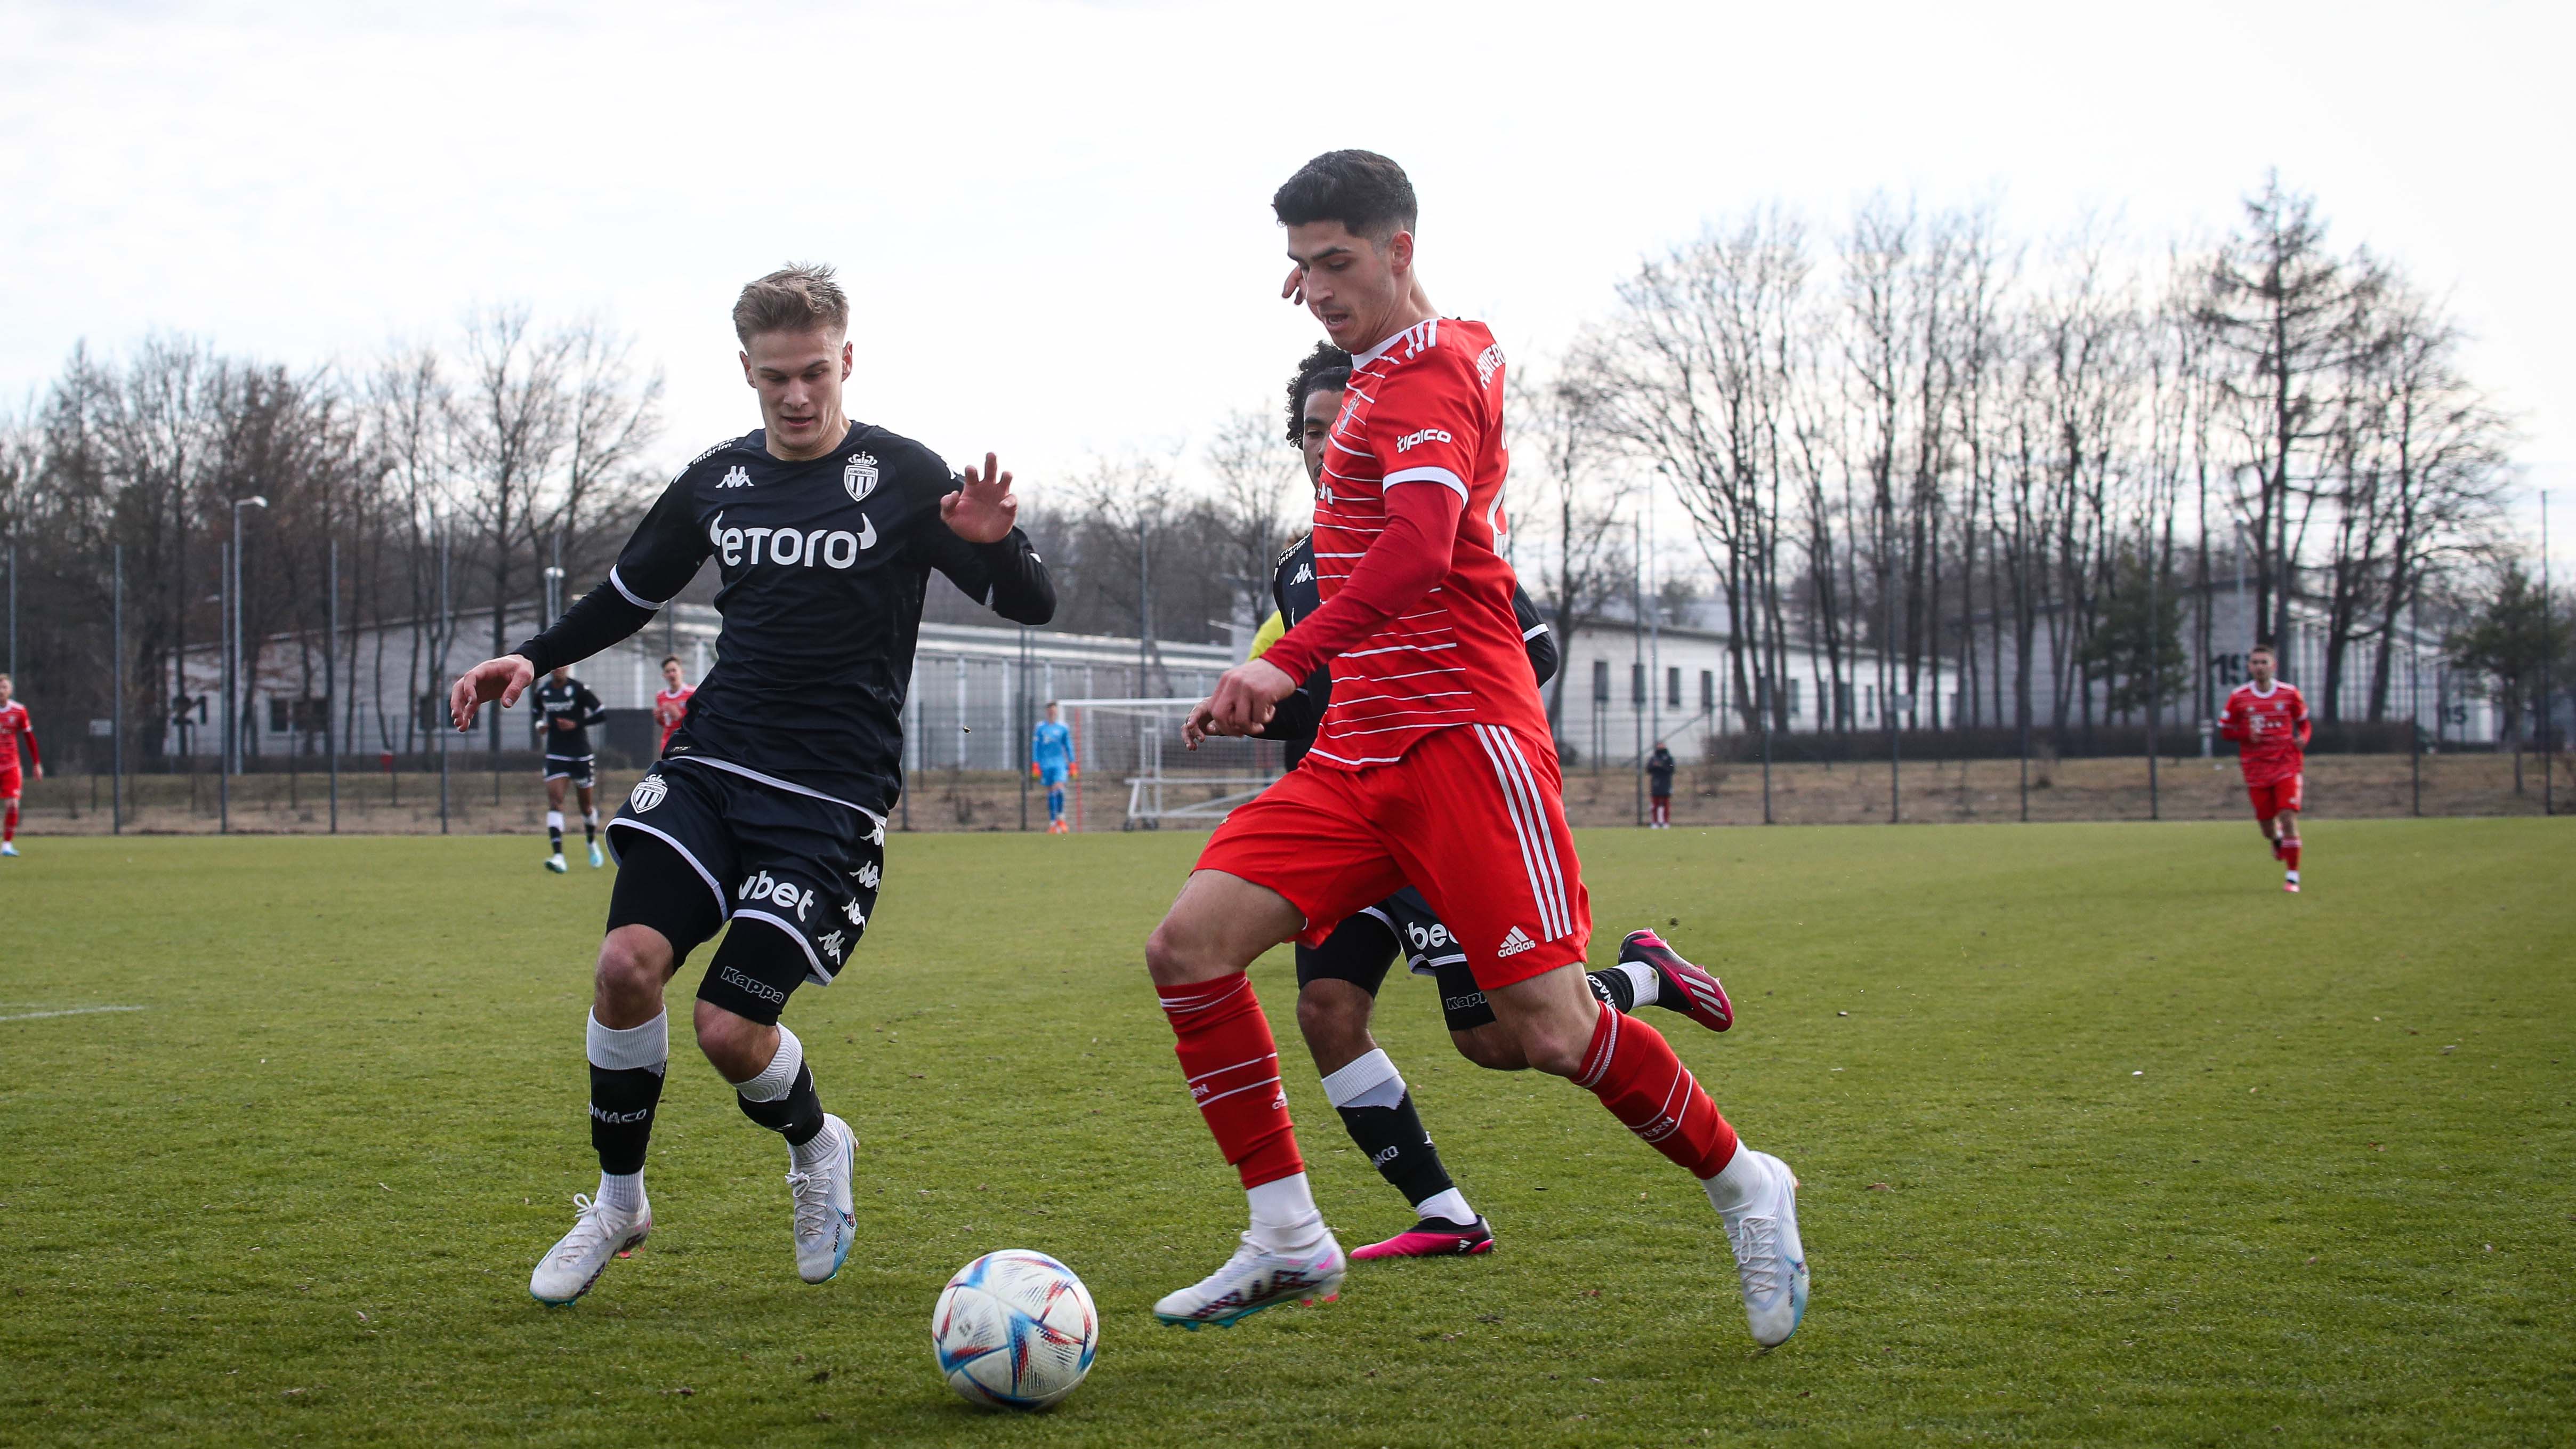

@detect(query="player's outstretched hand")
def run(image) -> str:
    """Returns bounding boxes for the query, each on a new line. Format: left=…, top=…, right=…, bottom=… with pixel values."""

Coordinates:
left=450, top=654, right=536, bottom=731
left=941, top=453, right=1017, bottom=544
left=1197, top=658, right=1296, bottom=744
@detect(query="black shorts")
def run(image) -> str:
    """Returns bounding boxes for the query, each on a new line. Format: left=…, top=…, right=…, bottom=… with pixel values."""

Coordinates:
left=1293, top=886, right=1496, bottom=1034
left=544, top=754, right=596, bottom=788
left=602, top=758, right=886, bottom=1026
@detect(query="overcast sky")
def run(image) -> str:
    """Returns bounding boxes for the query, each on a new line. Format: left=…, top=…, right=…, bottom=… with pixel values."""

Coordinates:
left=4, top=0, right=2569, bottom=560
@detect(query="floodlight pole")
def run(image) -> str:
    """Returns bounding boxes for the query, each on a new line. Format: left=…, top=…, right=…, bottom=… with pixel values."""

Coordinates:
left=1887, top=553, right=1901, bottom=825
left=219, top=541, right=229, bottom=832
left=111, top=544, right=123, bottom=835
left=2147, top=526, right=2161, bottom=822
left=1018, top=624, right=1030, bottom=833
left=229, top=494, right=268, bottom=778
left=327, top=539, right=339, bottom=834
left=2543, top=490, right=2554, bottom=816
left=438, top=525, right=451, bottom=835
left=1632, top=518, right=1645, bottom=827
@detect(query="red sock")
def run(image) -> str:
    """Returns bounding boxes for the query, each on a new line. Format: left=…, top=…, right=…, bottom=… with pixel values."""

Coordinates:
left=4, top=800, right=15, bottom=842
left=2283, top=841, right=2300, bottom=871
left=1158, top=972, right=1304, bottom=1188
left=1575, top=1001, right=1739, bottom=1178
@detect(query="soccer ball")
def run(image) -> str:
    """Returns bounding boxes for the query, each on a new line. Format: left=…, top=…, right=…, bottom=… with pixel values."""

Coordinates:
left=930, top=1250, right=1098, bottom=1410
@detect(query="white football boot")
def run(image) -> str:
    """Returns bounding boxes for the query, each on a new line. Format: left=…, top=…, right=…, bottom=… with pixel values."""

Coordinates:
left=787, top=1113, right=857, bottom=1284
left=1, top=842, right=19, bottom=857
left=588, top=842, right=605, bottom=869
left=529, top=1192, right=651, bottom=1306
left=1153, top=1229, right=1346, bottom=1329
left=545, top=852, right=568, bottom=874
left=1715, top=1149, right=1809, bottom=1347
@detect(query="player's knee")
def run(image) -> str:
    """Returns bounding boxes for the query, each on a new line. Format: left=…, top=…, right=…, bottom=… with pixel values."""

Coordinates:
left=691, top=1000, right=773, bottom=1081
left=593, top=930, right=671, bottom=1016
left=1450, top=1026, right=1528, bottom=1072
left=1296, top=987, right=1371, bottom=1060
left=1145, top=916, right=1228, bottom=986
left=1509, top=1017, right=1592, bottom=1078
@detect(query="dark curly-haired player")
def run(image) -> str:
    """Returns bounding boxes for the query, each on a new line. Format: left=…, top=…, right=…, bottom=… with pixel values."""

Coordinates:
left=1256, top=345, right=1736, bottom=1262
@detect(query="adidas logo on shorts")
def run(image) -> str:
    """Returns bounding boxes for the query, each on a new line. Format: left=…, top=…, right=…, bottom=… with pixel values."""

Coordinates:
left=1496, top=927, right=1537, bottom=957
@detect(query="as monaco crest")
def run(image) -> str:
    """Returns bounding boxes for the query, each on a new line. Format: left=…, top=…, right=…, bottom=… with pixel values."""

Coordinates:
left=843, top=452, right=880, bottom=504
left=629, top=775, right=668, bottom=812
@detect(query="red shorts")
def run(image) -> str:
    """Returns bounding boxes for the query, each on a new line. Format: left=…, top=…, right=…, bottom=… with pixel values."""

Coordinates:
left=1197, top=723, right=1590, bottom=992
left=2247, top=774, right=2303, bottom=820
left=0, top=763, right=19, bottom=799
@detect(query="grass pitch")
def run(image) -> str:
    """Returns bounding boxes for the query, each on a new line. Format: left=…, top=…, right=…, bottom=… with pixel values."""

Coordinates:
left=2, top=819, right=2569, bottom=1447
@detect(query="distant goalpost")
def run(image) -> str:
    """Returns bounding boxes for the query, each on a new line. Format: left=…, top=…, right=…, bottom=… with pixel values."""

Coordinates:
left=1053, top=697, right=1282, bottom=832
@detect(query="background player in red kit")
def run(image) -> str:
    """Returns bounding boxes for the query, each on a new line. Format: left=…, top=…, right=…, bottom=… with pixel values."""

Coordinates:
left=0, top=673, right=40, bottom=857
left=2218, top=642, right=2312, bottom=893
left=1141, top=151, right=1806, bottom=1347
left=652, top=655, right=695, bottom=756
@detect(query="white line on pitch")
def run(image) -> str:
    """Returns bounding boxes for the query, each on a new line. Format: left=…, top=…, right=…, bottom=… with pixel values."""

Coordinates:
left=0, top=1005, right=148, bottom=1023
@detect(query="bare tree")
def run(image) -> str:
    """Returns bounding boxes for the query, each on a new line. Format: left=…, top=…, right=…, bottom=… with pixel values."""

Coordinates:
left=1510, top=351, right=1633, bottom=738
left=1199, top=407, right=1303, bottom=639
left=2199, top=174, right=2380, bottom=649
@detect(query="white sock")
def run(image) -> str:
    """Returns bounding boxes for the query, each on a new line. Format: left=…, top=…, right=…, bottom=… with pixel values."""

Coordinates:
left=585, top=809, right=600, bottom=828
left=732, top=1024, right=803, bottom=1102
left=1247, top=1172, right=1324, bottom=1251
left=1319, top=1048, right=1407, bottom=1112
left=789, top=1120, right=841, bottom=1172
left=1617, top=960, right=1660, bottom=1009
left=1702, top=1145, right=1765, bottom=1217
left=586, top=1010, right=668, bottom=1074
left=586, top=1012, right=665, bottom=1217
left=597, top=1170, right=645, bottom=1214
left=2286, top=870, right=2300, bottom=883
left=1416, top=1187, right=1475, bottom=1226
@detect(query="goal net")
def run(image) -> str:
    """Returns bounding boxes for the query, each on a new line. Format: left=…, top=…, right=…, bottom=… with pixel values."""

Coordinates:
left=1055, top=697, right=1287, bottom=832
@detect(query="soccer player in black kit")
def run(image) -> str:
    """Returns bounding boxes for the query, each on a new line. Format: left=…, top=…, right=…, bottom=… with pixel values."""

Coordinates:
left=1255, top=344, right=1739, bottom=1260
left=450, top=265, right=1054, bottom=1305
left=531, top=666, right=608, bottom=872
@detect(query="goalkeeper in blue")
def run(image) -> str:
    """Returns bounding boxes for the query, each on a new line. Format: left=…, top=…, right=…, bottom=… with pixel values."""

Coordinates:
left=1031, top=702, right=1076, bottom=833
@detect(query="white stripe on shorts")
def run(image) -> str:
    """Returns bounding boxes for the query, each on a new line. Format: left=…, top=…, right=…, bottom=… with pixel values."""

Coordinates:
left=1471, top=724, right=1572, bottom=941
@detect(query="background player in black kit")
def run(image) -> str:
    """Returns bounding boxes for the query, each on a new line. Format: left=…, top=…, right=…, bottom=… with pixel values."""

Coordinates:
left=1257, top=343, right=1738, bottom=1259
left=450, top=265, right=1054, bottom=1306
left=531, top=666, right=608, bottom=872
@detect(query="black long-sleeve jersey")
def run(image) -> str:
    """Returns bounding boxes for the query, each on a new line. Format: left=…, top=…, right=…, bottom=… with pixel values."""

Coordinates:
left=531, top=675, right=607, bottom=758
left=514, top=421, right=1055, bottom=816
left=1256, top=533, right=1556, bottom=771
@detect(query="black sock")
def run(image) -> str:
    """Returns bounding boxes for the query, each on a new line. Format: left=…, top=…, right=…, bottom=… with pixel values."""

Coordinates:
left=1587, top=968, right=1636, bottom=1013
left=548, top=825, right=563, bottom=852
left=585, top=822, right=597, bottom=844
left=738, top=1062, right=826, bottom=1147
left=1336, top=1091, right=1456, bottom=1214
left=590, top=1065, right=665, bottom=1176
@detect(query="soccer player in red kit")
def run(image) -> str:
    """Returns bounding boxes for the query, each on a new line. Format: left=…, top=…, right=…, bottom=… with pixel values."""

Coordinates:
left=1142, top=152, right=1806, bottom=1346
left=0, top=673, right=39, bottom=856
left=652, top=655, right=695, bottom=756
left=2217, top=642, right=2312, bottom=893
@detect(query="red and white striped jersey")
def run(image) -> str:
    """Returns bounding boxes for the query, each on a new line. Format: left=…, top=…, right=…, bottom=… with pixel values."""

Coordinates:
left=2219, top=680, right=2309, bottom=786
left=0, top=701, right=33, bottom=770
left=653, top=686, right=695, bottom=753
left=1306, top=317, right=1549, bottom=769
